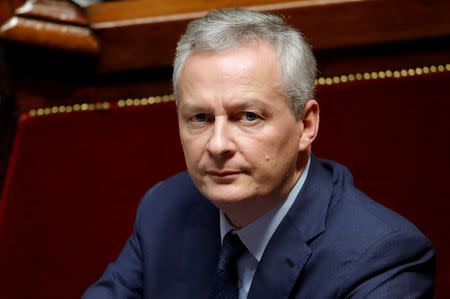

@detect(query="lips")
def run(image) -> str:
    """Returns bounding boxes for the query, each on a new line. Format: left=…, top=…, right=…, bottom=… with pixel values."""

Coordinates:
left=204, top=170, right=244, bottom=183
left=206, top=170, right=241, bottom=177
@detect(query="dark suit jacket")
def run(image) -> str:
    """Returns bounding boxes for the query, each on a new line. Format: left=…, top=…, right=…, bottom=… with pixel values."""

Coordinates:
left=83, top=156, right=435, bottom=298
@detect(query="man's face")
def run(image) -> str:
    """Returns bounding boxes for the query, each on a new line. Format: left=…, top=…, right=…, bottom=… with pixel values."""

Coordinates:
left=177, top=41, right=304, bottom=220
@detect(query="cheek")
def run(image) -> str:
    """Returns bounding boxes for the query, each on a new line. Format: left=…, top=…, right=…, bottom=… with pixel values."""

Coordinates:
left=240, top=138, right=277, bottom=168
left=180, top=134, right=205, bottom=166
left=251, top=130, right=300, bottom=168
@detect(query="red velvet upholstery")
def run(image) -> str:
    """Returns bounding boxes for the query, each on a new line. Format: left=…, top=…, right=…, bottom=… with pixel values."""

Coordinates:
left=0, top=70, right=449, bottom=298
left=0, top=103, right=186, bottom=298
left=314, top=71, right=450, bottom=298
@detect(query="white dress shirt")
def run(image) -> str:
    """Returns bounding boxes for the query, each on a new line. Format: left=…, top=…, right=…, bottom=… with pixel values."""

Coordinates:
left=219, top=158, right=310, bottom=299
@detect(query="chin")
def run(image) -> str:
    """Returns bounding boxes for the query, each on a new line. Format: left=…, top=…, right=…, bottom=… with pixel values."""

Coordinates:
left=206, top=190, right=249, bottom=203
left=201, top=187, right=250, bottom=207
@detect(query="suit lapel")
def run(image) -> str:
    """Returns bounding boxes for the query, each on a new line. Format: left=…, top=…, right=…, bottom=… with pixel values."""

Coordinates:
left=177, top=191, right=221, bottom=299
left=247, top=216, right=312, bottom=299
left=248, top=155, right=334, bottom=298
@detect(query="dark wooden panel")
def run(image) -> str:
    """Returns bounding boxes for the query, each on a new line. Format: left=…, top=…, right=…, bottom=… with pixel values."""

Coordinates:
left=11, top=0, right=25, bottom=10
left=2, top=0, right=449, bottom=72
left=0, top=1, right=13, bottom=25
left=87, top=0, right=450, bottom=72
left=86, top=0, right=297, bottom=22
left=2, top=43, right=173, bottom=113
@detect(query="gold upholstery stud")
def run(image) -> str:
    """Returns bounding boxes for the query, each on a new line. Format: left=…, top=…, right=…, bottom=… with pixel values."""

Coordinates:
left=332, top=76, right=339, bottom=84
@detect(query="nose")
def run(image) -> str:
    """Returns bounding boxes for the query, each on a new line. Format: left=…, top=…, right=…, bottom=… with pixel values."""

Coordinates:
left=206, top=117, right=236, bottom=158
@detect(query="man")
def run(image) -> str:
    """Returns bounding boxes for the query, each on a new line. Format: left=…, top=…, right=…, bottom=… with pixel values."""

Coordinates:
left=83, top=8, right=435, bottom=298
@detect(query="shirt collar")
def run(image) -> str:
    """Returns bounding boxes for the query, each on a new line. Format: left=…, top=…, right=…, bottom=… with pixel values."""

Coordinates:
left=220, top=157, right=311, bottom=261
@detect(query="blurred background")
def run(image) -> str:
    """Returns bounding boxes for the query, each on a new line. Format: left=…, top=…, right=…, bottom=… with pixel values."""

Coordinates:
left=0, top=1, right=449, bottom=298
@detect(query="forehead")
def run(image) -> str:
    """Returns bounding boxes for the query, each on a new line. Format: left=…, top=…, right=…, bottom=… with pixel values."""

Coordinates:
left=184, top=40, right=278, bottom=71
left=178, top=41, right=284, bottom=103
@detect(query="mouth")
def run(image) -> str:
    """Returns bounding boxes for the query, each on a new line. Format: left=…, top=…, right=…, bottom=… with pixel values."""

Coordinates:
left=206, top=170, right=241, bottom=177
left=205, top=170, right=243, bottom=182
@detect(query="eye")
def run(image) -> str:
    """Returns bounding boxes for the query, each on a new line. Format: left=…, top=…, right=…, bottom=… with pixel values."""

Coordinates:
left=194, top=113, right=207, bottom=122
left=243, top=112, right=258, bottom=121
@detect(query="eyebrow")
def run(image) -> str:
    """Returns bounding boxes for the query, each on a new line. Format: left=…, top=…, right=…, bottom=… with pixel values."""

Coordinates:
left=178, top=97, right=272, bottom=113
left=226, top=98, right=271, bottom=111
left=177, top=102, right=207, bottom=113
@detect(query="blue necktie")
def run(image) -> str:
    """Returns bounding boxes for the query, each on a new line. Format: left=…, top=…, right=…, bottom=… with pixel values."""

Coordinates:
left=209, top=232, right=246, bottom=299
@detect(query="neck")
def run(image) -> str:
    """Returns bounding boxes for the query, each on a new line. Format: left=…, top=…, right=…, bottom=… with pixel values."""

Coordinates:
left=224, top=151, right=310, bottom=228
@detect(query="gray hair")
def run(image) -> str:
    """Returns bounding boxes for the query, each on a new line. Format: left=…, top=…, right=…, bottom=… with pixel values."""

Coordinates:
left=173, top=8, right=317, bottom=117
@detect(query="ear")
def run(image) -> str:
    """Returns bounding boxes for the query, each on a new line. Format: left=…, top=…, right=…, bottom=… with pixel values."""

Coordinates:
left=298, top=100, right=320, bottom=151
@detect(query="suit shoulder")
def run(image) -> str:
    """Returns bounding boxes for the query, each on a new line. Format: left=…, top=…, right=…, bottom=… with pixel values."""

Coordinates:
left=307, top=157, right=433, bottom=265
left=333, top=180, right=426, bottom=241
left=304, top=157, right=435, bottom=296
left=142, top=171, right=198, bottom=200
left=312, top=156, right=428, bottom=240
left=328, top=188, right=435, bottom=296
left=137, top=171, right=208, bottom=219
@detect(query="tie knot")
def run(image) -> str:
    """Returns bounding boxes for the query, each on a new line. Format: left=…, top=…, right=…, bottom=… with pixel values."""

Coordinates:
left=218, top=232, right=246, bottom=272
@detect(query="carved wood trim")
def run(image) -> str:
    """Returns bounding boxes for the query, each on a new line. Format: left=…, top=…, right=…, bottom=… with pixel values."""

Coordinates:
left=16, top=0, right=88, bottom=26
left=1, top=0, right=449, bottom=73
left=0, top=16, right=99, bottom=54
